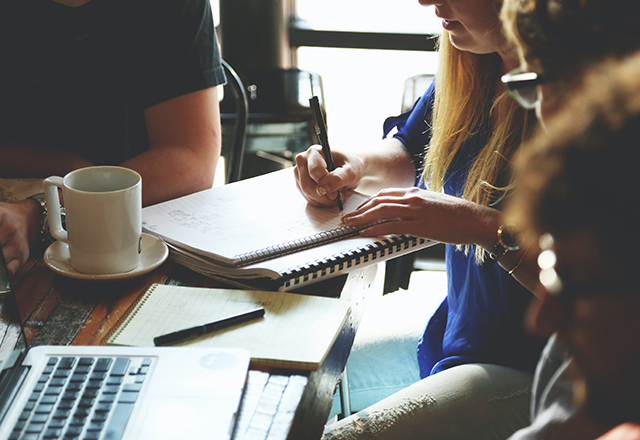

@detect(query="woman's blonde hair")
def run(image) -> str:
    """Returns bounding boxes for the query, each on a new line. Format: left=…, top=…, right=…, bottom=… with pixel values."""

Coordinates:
left=422, top=33, right=534, bottom=262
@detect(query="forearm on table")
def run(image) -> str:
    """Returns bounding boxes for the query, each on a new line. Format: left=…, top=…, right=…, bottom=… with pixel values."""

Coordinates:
left=121, top=143, right=219, bottom=206
left=0, top=144, right=93, bottom=178
left=356, top=138, right=417, bottom=194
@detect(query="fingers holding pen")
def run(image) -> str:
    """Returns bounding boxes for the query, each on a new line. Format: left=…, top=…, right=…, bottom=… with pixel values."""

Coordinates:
left=294, top=145, right=356, bottom=207
left=294, top=145, right=331, bottom=206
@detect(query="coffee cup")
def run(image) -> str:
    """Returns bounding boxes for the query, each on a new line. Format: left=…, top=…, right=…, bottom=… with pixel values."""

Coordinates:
left=44, top=166, right=142, bottom=275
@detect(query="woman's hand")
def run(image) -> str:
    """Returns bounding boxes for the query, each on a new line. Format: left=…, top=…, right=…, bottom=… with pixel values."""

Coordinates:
left=294, top=144, right=364, bottom=207
left=341, top=187, right=500, bottom=248
left=294, top=138, right=417, bottom=208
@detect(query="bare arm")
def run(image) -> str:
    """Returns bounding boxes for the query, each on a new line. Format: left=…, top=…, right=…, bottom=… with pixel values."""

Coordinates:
left=0, top=86, right=221, bottom=274
left=124, top=86, right=222, bottom=206
left=294, top=137, right=416, bottom=206
left=342, top=187, right=542, bottom=295
left=0, top=145, right=93, bottom=178
left=1, top=86, right=221, bottom=206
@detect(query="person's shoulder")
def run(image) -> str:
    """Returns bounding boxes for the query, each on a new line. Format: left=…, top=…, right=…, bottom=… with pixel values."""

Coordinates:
left=142, top=0, right=210, bottom=14
left=127, top=0, right=209, bottom=19
left=596, top=423, right=640, bottom=440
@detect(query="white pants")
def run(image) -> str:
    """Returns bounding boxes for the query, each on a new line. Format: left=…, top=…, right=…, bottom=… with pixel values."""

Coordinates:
left=323, top=363, right=534, bottom=440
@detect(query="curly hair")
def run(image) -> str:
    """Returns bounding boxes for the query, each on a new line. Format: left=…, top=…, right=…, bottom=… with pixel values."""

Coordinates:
left=501, top=0, right=640, bottom=78
left=508, top=53, right=640, bottom=266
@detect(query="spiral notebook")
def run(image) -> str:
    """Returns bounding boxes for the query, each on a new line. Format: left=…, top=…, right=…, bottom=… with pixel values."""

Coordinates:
left=142, top=169, right=435, bottom=291
left=106, top=284, right=351, bottom=371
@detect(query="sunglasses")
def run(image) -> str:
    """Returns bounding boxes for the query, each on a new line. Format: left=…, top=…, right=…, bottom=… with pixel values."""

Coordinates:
left=501, top=67, right=549, bottom=110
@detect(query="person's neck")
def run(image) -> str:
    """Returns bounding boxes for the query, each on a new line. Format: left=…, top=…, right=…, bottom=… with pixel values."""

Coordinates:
left=496, top=46, right=519, bottom=95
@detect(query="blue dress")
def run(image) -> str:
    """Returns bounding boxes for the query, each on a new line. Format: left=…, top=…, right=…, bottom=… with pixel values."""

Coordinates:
left=383, top=80, right=544, bottom=378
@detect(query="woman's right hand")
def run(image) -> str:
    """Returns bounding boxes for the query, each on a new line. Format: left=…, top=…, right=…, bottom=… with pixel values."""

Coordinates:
left=294, top=144, right=364, bottom=207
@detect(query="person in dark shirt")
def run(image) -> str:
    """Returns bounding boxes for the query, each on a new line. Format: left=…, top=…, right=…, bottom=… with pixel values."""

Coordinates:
left=0, top=0, right=225, bottom=276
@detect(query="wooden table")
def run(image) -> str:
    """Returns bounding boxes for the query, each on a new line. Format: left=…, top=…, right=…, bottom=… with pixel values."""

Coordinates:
left=5, top=254, right=380, bottom=440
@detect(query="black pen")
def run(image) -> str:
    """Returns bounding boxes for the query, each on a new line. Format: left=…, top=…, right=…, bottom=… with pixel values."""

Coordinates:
left=153, top=307, right=265, bottom=346
left=309, top=96, right=344, bottom=211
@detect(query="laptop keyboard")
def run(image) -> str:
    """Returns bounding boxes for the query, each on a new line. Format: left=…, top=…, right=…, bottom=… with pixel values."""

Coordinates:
left=234, top=371, right=308, bottom=440
left=10, top=356, right=151, bottom=440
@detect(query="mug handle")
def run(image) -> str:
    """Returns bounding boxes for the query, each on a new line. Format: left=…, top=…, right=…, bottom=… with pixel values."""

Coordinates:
left=43, top=176, right=68, bottom=243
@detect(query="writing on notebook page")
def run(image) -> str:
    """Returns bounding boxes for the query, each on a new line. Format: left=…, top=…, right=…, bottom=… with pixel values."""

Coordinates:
left=141, top=169, right=435, bottom=290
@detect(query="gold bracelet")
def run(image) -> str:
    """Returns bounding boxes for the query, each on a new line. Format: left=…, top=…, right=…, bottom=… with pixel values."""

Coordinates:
left=508, top=248, right=528, bottom=275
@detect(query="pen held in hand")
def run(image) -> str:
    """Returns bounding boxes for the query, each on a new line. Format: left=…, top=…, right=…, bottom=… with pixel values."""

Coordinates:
left=309, top=96, right=344, bottom=211
left=153, top=307, right=265, bottom=346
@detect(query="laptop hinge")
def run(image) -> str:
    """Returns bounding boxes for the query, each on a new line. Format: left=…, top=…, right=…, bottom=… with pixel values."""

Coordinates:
left=0, top=351, right=29, bottom=425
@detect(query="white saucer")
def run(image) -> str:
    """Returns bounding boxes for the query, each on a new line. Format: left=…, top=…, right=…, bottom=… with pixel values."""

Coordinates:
left=44, top=233, right=169, bottom=281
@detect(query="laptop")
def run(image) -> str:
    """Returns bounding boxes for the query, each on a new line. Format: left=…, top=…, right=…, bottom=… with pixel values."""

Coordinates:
left=0, top=249, right=251, bottom=440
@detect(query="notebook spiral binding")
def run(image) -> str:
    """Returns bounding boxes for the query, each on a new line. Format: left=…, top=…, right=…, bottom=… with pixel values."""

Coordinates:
left=281, top=235, right=427, bottom=289
left=235, top=225, right=365, bottom=267
left=102, top=284, right=159, bottom=345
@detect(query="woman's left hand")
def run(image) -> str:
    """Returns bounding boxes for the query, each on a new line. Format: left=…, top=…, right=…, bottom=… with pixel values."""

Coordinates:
left=341, top=187, right=500, bottom=248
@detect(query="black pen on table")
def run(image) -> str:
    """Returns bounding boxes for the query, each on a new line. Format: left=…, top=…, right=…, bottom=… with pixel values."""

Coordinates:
left=153, top=307, right=265, bottom=346
left=309, top=96, right=344, bottom=211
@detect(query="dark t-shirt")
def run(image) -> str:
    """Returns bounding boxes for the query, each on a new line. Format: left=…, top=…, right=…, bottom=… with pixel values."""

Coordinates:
left=0, top=0, right=225, bottom=165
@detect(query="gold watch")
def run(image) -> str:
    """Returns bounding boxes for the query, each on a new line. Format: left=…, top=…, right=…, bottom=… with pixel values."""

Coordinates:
left=483, top=224, right=520, bottom=269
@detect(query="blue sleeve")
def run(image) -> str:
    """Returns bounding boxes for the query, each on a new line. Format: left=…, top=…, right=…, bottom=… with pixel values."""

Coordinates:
left=382, top=78, right=436, bottom=175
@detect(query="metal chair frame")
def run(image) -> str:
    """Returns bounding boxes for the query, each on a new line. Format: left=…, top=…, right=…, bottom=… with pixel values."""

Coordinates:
left=221, top=60, right=249, bottom=183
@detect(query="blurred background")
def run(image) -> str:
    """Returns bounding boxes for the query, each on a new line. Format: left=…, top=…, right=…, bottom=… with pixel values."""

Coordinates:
left=210, top=0, right=440, bottom=179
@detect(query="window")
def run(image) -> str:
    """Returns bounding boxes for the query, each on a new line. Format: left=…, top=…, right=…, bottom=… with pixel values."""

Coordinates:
left=213, top=0, right=441, bottom=156
left=295, top=0, right=440, bottom=35
left=294, top=1, right=440, bottom=150
left=297, top=47, right=437, bottom=150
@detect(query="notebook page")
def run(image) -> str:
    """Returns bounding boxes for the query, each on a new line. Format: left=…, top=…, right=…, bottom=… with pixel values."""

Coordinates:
left=142, top=169, right=370, bottom=266
left=108, top=284, right=351, bottom=370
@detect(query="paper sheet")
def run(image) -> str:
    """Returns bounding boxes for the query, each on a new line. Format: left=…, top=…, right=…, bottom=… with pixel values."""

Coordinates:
left=109, top=284, right=351, bottom=370
left=142, top=169, right=370, bottom=266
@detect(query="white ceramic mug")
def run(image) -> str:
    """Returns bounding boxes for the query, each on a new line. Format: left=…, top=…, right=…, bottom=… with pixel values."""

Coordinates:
left=44, top=166, right=142, bottom=275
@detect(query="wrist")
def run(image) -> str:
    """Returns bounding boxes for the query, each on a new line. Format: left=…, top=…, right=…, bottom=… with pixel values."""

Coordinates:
left=15, top=197, right=45, bottom=249
left=483, top=224, right=521, bottom=269
left=25, top=192, right=64, bottom=249
left=472, top=206, right=504, bottom=251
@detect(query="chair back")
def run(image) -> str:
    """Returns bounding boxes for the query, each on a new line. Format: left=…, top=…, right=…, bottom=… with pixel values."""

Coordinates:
left=221, top=60, right=249, bottom=183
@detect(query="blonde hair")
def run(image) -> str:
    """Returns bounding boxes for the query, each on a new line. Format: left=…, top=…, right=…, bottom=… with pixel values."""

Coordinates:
left=422, top=33, right=533, bottom=261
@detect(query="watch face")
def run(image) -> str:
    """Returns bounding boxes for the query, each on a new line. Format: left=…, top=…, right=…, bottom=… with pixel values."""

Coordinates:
left=500, top=226, right=521, bottom=251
